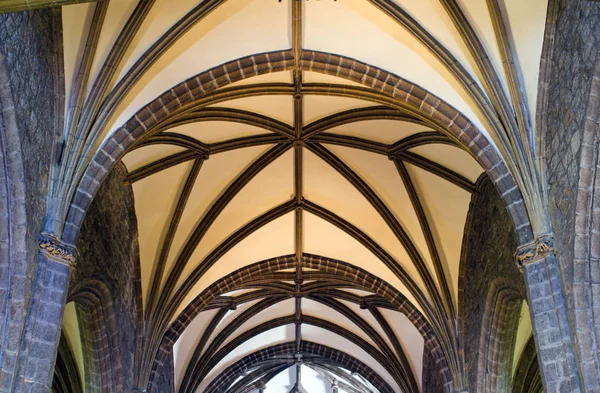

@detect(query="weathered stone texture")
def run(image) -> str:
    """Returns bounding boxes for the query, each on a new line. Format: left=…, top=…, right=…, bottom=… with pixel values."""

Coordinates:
left=421, top=348, right=444, bottom=393
left=458, top=176, right=523, bottom=392
left=545, top=0, right=600, bottom=298
left=153, top=353, right=174, bottom=393
left=543, top=2, right=600, bottom=389
left=522, top=254, right=582, bottom=393
left=0, top=8, right=59, bottom=290
left=72, top=162, right=140, bottom=393
left=13, top=254, right=70, bottom=393
left=0, top=9, right=62, bottom=392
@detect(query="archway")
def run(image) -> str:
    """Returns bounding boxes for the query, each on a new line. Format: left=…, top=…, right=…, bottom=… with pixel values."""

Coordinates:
left=50, top=2, right=555, bottom=392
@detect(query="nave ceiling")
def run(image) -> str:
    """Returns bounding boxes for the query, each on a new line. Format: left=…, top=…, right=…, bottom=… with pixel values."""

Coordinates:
left=56, top=0, right=547, bottom=391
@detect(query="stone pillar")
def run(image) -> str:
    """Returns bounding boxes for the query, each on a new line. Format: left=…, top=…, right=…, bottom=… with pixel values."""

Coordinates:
left=517, top=235, right=582, bottom=393
left=11, top=234, right=75, bottom=393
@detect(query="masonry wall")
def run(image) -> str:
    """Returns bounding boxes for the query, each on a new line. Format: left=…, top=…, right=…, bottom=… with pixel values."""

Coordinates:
left=0, top=8, right=60, bottom=296
left=545, top=0, right=600, bottom=301
left=72, top=163, right=141, bottom=393
left=458, top=176, right=524, bottom=392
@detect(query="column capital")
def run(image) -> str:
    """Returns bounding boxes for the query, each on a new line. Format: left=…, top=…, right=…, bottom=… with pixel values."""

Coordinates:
left=516, top=233, right=555, bottom=271
left=38, top=233, right=77, bottom=267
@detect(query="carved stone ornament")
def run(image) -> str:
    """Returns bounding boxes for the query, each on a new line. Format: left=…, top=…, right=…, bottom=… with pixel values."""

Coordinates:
left=516, top=234, right=555, bottom=271
left=39, top=233, right=77, bottom=266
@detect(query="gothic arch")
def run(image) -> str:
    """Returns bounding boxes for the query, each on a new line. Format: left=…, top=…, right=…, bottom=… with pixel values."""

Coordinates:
left=68, top=280, right=123, bottom=393
left=204, top=342, right=396, bottom=393
left=51, top=8, right=548, bottom=393
left=457, top=173, right=529, bottom=393
left=63, top=50, right=533, bottom=247
left=56, top=50, right=538, bottom=393
left=148, top=254, right=450, bottom=393
left=476, top=280, right=523, bottom=393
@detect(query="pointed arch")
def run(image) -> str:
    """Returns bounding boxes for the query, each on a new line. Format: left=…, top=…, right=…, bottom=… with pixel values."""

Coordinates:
left=147, top=254, right=451, bottom=393
left=64, top=50, right=533, bottom=248
left=69, top=280, right=123, bottom=393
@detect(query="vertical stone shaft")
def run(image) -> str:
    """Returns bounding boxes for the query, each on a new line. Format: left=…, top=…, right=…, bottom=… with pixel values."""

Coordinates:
left=11, top=236, right=74, bottom=393
left=519, top=238, right=582, bottom=393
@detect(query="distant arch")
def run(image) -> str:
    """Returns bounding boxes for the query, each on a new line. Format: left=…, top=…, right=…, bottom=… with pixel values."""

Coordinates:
left=69, top=280, right=123, bottom=393
left=204, top=341, right=395, bottom=393
left=148, top=254, right=452, bottom=392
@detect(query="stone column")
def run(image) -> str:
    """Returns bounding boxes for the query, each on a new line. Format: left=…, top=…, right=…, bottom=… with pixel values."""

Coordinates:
left=517, top=234, right=582, bottom=393
left=11, top=234, right=75, bottom=393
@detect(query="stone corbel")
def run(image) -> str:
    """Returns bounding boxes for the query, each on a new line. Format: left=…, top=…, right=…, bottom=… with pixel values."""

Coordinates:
left=38, top=233, right=77, bottom=268
left=515, top=234, right=555, bottom=271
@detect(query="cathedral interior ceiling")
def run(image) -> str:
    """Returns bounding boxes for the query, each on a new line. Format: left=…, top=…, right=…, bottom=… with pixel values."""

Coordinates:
left=57, top=0, right=548, bottom=391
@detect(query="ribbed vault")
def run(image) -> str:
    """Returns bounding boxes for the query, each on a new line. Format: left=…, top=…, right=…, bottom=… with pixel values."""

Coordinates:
left=55, top=0, right=549, bottom=392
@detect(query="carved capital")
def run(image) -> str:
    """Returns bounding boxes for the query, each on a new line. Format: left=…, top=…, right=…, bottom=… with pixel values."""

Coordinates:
left=516, top=234, right=555, bottom=271
left=39, top=233, right=77, bottom=267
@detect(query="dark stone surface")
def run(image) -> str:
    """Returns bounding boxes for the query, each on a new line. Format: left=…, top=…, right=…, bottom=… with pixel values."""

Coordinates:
left=154, top=353, right=175, bottom=393
left=522, top=254, right=581, bottom=393
left=542, top=3, right=600, bottom=387
left=17, top=256, right=71, bottom=392
left=458, top=176, right=524, bottom=392
left=545, top=0, right=600, bottom=300
left=52, top=334, right=83, bottom=393
left=72, top=163, right=140, bottom=393
left=0, top=9, right=60, bottom=297
left=421, top=348, right=444, bottom=393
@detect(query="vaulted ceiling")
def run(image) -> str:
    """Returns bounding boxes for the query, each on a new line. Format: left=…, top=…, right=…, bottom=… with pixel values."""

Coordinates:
left=59, top=0, right=547, bottom=392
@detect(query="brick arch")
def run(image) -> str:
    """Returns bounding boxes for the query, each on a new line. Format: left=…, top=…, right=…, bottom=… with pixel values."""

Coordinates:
left=0, top=52, right=29, bottom=391
left=475, top=279, right=523, bottom=393
left=147, top=254, right=452, bottom=393
left=69, top=280, right=123, bottom=393
left=203, top=341, right=396, bottom=393
left=457, top=174, right=526, bottom=392
left=572, top=55, right=600, bottom=392
left=63, top=49, right=532, bottom=246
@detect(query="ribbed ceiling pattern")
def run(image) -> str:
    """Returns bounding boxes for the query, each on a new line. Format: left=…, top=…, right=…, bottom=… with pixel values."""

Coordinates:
left=58, top=1, right=547, bottom=392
